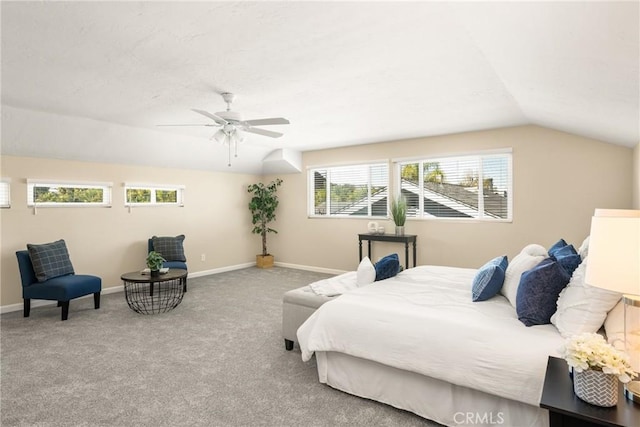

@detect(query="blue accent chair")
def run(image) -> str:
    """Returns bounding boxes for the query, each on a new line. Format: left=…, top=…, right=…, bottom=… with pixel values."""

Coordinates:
left=16, top=250, right=101, bottom=321
left=148, top=239, right=188, bottom=291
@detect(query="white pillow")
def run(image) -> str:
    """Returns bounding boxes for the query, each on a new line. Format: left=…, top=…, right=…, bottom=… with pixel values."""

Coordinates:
left=356, top=256, right=376, bottom=286
left=578, top=236, right=589, bottom=260
left=550, top=257, right=622, bottom=338
left=604, top=300, right=625, bottom=350
left=502, top=244, right=547, bottom=307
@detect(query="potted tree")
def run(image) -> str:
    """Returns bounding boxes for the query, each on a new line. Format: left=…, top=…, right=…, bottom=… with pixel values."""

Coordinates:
left=391, top=196, right=407, bottom=236
left=248, top=178, right=283, bottom=268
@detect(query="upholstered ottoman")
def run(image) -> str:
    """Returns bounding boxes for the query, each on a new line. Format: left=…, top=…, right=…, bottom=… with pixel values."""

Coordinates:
left=282, top=286, right=336, bottom=350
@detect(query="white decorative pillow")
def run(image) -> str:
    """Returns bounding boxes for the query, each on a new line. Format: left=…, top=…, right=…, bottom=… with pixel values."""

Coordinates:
left=502, top=244, right=547, bottom=307
left=356, top=256, right=376, bottom=286
left=550, top=257, right=622, bottom=338
left=604, top=300, right=625, bottom=350
left=578, top=236, right=589, bottom=260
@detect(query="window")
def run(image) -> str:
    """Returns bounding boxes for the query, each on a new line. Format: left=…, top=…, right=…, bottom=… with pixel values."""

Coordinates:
left=27, top=180, right=112, bottom=207
left=0, top=179, right=10, bottom=208
left=124, top=183, right=184, bottom=207
left=309, top=163, right=388, bottom=217
left=396, top=151, right=512, bottom=221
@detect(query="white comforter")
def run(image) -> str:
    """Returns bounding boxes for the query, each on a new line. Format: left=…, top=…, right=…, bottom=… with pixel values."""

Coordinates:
left=297, top=265, right=565, bottom=406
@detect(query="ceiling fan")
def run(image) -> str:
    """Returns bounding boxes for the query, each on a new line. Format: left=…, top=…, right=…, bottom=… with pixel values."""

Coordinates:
left=160, top=92, right=290, bottom=166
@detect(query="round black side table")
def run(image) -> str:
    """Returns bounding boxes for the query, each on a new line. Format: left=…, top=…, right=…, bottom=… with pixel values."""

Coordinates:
left=121, top=269, right=187, bottom=314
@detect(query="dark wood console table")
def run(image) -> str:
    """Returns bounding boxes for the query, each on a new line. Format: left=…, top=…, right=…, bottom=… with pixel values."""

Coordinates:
left=540, top=356, right=639, bottom=427
left=358, top=233, right=417, bottom=270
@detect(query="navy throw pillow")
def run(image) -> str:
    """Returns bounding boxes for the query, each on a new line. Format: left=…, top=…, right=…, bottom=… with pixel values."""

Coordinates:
left=152, top=235, right=186, bottom=262
left=27, top=239, right=75, bottom=282
left=548, top=239, right=568, bottom=257
left=374, top=254, right=400, bottom=281
left=472, top=255, right=508, bottom=302
left=516, top=257, right=570, bottom=326
left=553, top=244, right=581, bottom=275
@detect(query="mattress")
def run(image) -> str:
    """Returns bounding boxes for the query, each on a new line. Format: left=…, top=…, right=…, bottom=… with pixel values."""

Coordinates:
left=298, top=265, right=565, bottom=407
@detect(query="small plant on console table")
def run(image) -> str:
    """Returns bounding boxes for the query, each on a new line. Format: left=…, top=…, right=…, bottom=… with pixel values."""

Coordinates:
left=391, top=196, right=407, bottom=236
left=146, top=251, right=165, bottom=276
left=247, top=178, right=283, bottom=268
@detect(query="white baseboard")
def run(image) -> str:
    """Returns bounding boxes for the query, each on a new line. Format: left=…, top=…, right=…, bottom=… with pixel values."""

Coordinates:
left=187, top=262, right=255, bottom=278
left=274, top=262, right=346, bottom=275
left=0, top=262, right=258, bottom=314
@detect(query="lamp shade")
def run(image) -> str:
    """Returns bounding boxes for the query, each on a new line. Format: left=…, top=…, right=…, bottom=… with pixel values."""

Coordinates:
left=584, top=209, right=640, bottom=295
left=213, top=129, right=227, bottom=143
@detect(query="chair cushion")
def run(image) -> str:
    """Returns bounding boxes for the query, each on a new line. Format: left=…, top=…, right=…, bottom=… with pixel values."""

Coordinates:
left=23, top=274, right=101, bottom=301
left=151, top=235, right=186, bottom=262
left=26, top=240, right=75, bottom=282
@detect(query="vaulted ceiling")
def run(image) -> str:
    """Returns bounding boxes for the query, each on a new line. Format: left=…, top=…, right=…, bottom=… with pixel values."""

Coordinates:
left=1, top=1, right=638, bottom=174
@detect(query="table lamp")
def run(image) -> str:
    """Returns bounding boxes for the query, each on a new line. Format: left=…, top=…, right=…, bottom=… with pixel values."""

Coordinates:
left=585, top=208, right=640, bottom=403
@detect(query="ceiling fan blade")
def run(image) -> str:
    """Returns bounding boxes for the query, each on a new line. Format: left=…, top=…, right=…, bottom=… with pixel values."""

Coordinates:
left=156, top=124, right=218, bottom=127
left=243, top=127, right=284, bottom=138
left=242, top=117, right=290, bottom=126
left=191, top=109, right=228, bottom=125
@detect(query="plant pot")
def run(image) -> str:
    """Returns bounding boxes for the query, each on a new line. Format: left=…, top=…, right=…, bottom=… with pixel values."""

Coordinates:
left=150, top=269, right=160, bottom=277
left=573, top=368, right=618, bottom=407
left=395, top=226, right=405, bottom=236
left=256, top=254, right=274, bottom=269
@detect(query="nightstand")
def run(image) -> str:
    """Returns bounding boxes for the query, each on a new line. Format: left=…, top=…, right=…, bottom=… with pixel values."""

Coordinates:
left=540, top=356, right=640, bottom=427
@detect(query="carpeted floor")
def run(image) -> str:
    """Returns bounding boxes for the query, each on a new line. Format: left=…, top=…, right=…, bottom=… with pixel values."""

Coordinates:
left=1, top=267, right=436, bottom=426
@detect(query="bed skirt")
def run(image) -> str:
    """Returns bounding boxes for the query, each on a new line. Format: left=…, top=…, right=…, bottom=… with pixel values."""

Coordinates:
left=316, top=351, right=549, bottom=427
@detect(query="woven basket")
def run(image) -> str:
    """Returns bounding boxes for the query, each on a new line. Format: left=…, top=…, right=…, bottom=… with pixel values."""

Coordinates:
left=573, top=368, right=618, bottom=407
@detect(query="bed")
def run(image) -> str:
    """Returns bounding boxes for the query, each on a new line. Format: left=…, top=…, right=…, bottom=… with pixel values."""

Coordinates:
left=296, top=265, right=567, bottom=427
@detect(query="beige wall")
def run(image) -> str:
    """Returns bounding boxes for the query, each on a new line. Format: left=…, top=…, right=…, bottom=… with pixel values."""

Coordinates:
left=267, top=125, right=633, bottom=272
left=1, top=156, right=261, bottom=306
left=1, top=125, right=634, bottom=307
left=633, top=143, right=640, bottom=209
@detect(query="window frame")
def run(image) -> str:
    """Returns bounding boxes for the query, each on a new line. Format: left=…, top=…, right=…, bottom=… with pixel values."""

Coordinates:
left=308, top=161, right=390, bottom=219
left=27, top=179, right=113, bottom=208
left=124, top=183, right=185, bottom=207
left=393, top=149, right=513, bottom=222
left=0, top=178, right=11, bottom=208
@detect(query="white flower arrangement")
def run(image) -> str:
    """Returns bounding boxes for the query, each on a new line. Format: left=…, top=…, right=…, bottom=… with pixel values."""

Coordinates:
left=560, top=332, right=637, bottom=383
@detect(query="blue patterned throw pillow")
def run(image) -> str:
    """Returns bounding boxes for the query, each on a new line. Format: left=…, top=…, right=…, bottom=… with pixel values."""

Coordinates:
left=27, top=239, right=75, bottom=282
left=472, top=255, right=508, bottom=302
left=374, top=254, right=400, bottom=281
left=548, top=239, right=568, bottom=257
left=152, top=235, right=186, bottom=262
left=553, top=244, right=581, bottom=275
left=516, top=257, right=570, bottom=326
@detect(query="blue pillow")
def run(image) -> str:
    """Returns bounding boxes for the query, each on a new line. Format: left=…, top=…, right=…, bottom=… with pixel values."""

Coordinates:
left=152, top=235, right=186, bottom=262
left=553, top=244, right=581, bottom=275
left=472, top=255, right=508, bottom=302
left=374, top=254, right=400, bottom=281
left=548, top=239, right=568, bottom=257
left=27, top=239, right=75, bottom=282
left=516, top=257, right=570, bottom=326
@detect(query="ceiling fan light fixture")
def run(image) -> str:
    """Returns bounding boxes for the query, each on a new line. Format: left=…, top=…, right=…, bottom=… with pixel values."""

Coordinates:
left=212, top=129, right=226, bottom=143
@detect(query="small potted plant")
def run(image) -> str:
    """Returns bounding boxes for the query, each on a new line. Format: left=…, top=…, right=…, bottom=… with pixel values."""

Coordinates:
left=247, top=178, right=283, bottom=268
left=146, top=251, right=166, bottom=276
left=390, top=196, right=407, bottom=236
left=560, top=332, right=636, bottom=407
